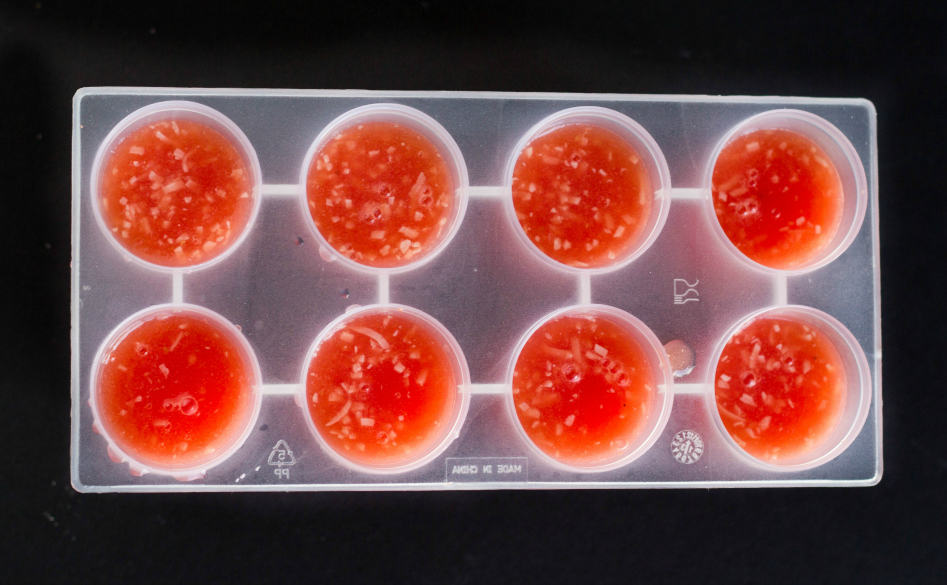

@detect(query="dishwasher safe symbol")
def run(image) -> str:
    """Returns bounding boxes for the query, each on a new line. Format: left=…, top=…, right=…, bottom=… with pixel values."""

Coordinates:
left=267, top=439, right=296, bottom=480
left=673, top=278, right=700, bottom=305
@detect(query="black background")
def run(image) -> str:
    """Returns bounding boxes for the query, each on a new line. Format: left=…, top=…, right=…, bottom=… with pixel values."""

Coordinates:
left=2, top=1, right=945, bottom=583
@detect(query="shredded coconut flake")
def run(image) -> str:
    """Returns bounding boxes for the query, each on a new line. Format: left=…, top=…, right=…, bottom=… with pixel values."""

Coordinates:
left=398, top=226, right=419, bottom=238
left=350, top=326, right=390, bottom=350
left=326, top=400, right=352, bottom=426
left=163, top=179, right=185, bottom=193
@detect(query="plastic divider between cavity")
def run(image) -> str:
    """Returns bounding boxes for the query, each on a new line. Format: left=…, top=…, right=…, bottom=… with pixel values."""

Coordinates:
left=172, top=272, right=183, bottom=303
left=377, top=273, right=390, bottom=304
left=467, top=383, right=507, bottom=395
left=261, top=383, right=301, bottom=396
left=773, top=273, right=788, bottom=306
left=672, top=383, right=710, bottom=395
left=468, top=185, right=505, bottom=199
left=577, top=273, right=592, bottom=304
left=261, top=184, right=299, bottom=198
left=669, top=187, right=705, bottom=200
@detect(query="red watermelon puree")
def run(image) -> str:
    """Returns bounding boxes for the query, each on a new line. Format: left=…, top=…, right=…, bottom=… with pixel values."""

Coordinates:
left=512, top=312, right=657, bottom=467
left=99, top=118, right=254, bottom=267
left=95, top=310, right=257, bottom=471
left=511, top=124, right=653, bottom=268
left=712, top=128, right=844, bottom=270
left=714, top=316, right=846, bottom=463
left=306, top=122, right=455, bottom=268
left=305, top=310, right=460, bottom=469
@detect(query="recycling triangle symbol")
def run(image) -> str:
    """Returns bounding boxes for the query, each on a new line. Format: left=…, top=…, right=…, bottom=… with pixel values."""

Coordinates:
left=267, top=439, right=296, bottom=467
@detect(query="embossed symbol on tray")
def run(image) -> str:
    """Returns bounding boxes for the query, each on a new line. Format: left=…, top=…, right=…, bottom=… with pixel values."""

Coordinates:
left=671, top=429, right=704, bottom=464
left=673, top=278, right=700, bottom=305
left=267, top=439, right=296, bottom=479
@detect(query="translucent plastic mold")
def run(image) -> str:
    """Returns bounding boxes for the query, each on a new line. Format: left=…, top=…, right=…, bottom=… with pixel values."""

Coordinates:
left=72, top=89, right=881, bottom=491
